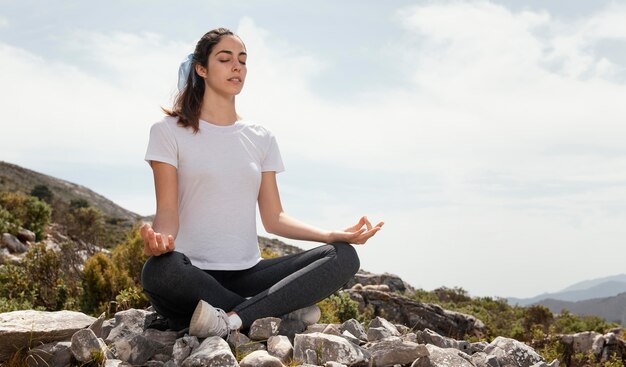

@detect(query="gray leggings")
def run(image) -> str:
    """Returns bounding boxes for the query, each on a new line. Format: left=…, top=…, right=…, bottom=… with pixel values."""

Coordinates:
left=141, top=242, right=360, bottom=330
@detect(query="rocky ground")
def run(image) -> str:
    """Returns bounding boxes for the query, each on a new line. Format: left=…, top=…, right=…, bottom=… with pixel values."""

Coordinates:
left=1, top=305, right=558, bottom=367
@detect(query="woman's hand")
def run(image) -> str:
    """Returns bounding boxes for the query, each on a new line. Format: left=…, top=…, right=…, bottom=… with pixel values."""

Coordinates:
left=140, top=222, right=175, bottom=256
left=328, top=216, right=384, bottom=245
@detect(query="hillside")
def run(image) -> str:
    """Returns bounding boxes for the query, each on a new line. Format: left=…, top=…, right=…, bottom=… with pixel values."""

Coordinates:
left=0, top=161, right=142, bottom=223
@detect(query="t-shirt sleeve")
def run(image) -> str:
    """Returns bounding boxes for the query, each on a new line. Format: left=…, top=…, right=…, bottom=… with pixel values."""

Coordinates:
left=145, top=121, right=178, bottom=168
left=262, top=133, right=285, bottom=173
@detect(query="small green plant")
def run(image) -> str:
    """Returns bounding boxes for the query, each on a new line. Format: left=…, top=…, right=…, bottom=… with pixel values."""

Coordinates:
left=318, top=290, right=362, bottom=324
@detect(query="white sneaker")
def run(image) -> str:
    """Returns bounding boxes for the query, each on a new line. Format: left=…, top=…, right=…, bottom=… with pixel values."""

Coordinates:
left=282, top=305, right=321, bottom=326
left=189, top=300, right=231, bottom=338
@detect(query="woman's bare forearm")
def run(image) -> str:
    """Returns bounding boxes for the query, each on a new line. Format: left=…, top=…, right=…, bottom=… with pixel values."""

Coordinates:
left=266, top=212, right=331, bottom=243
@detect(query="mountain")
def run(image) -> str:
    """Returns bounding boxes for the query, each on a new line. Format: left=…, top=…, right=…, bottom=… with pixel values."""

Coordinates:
left=538, top=293, right=626, bottom=325
left=0, top=161, right=142, bottom=223
left=509, top=280, right=626, bottom=306
left=561, top=274, right=626, bottom=292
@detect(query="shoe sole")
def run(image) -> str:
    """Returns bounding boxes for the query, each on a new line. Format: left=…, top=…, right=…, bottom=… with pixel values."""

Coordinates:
left=189, top=300, right=210, bottom=338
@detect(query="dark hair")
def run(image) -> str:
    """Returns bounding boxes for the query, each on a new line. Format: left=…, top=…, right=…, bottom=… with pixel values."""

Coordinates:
left=163, top=28, right=241, bottom=133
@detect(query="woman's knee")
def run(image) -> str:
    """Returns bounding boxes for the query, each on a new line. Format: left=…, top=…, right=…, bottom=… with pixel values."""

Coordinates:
left=141, top=251, right=188, bottom=290
left=331, top=242, right=360, bottom=278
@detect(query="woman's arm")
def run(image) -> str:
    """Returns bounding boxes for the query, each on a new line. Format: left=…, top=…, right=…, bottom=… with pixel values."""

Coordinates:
left=258, top=171, right=383, bottom=244
left=140, top=161, right=179, bottom=256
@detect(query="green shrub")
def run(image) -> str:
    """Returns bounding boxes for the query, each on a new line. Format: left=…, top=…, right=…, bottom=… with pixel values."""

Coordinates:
left=0, top=191, right=51, bottom=240
left=0, top=205, right=20, bottom=235
left=66, top=206, right=105, bottom=246
left=82, top=252, right=133, bottom=315
left=318, top=291, right=363, bottom=324
left=30, top=185, right=53, bottom=204
left=111, top=226, right=147, bottom=285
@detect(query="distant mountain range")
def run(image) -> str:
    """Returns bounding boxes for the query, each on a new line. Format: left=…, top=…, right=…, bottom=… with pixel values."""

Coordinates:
left=508, top=274, right=626, bottom=325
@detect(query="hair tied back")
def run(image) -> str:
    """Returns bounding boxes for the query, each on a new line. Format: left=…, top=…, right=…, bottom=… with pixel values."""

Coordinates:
left=178, top=53, right=195, bottom=92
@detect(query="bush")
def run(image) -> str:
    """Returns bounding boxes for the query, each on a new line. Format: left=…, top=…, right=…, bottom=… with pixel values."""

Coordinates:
left=112, top=226, right=148, bottom=286
left=30, top=185, right=53, bottom=203
left=66, top=206, right=105, bottom=246
left=82, top=252, right=133, bottom=315
left=318, top=291, right=363, bottom=324
left=0, top=205, right=20, bottom=235
left=0, top=191, right=51, bottom=240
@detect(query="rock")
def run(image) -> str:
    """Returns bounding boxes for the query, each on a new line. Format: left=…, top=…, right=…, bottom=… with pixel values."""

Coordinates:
left=277, top=318, right=307, bottom=340
left=340, top=319, right=368, bottom=342
left=28, top=341, right=72, bottom=367
left=171, top=335, right=199, bottom=365
left=228, top=330, right=266, bottom=357
left=89, top=312, right=107, bottom=338
left=370, top=316, right=401, bottom=336
left=414, top=328, right=471, bottom=353
left=142, top=329, right=178, bottom=348
left=367, top=327, right=396, bottom=342
left=1, top=233, right=28, bottom=253
left=347, top=288, right=484, bottom=339
left=345, top=270, right=413, bottom=293
left=110, top=333, right=160, bottom=365
left=325, top=362, right=348, bottom=367
left=305, top=324, right=328, bottom=333
left=17, top=228, right=36, bottom=243
left=249, top=317, right=282, bottom=340
left=484, top=336, right=544, bottom=367
left=239, top=350, right=284, bottom=367
left=105, top=309, right=157, bottom=343
left=341, top=330, right=361, bottom=346
left=293, top=332, right=370, bottom=366
left=267, top=335, right=293, bottom=362
left=471, top=351, right=500, bottom=367
left=181, top=336, right=238, bottom=367
left=368, top=316, right=401, bottom=342
left=366, top=336, right=428, bottom=366
left=0, top=310, right=96, bottom=361
left=565, top=331, right=603, bottom=354
left=322, top=324, right=342, bottom=336
left=412, top=344, right=474, bottom=367
left=71, top=328, right=105, bottom=362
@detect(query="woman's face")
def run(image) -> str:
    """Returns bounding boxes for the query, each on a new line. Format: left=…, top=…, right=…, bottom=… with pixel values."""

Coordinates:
left=197, top=35, right=247, bottom=97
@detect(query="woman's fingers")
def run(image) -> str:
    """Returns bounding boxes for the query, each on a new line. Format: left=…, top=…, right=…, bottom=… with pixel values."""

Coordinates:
left=167, top=235, right=176, bottom=252
left=363, top=216, right=372, bottom=230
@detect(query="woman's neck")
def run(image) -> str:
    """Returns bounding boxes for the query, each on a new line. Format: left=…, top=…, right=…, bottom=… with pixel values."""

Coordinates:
left=199, top=89, right=239, bottom=126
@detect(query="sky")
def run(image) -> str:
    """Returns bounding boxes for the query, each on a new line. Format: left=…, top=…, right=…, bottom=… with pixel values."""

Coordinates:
left=1, top=0, right=626, bottom=299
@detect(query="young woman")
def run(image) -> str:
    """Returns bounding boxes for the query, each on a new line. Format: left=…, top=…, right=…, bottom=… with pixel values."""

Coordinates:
left=140, top=27, right=384, bottom=338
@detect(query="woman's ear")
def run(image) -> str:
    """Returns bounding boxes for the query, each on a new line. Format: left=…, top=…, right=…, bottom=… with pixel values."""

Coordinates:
left=195, top=63, right=207, bottom=78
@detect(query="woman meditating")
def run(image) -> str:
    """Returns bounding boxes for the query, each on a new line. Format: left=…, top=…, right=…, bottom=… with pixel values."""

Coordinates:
left=140, top=27, right=384, bottom=338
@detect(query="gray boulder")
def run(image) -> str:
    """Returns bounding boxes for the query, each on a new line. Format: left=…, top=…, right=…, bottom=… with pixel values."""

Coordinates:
left=28, top=341, right=72, bottom=367
left=0, top=310, right=96, bottom=361
left=239, top=350, right=284, bottom=367
left=484, top=336, right=544, bottom=367
left=110, top=333, right=160, bottom=365
left=171, top=335, right=199, bottom=365
left=347, top=289, right=484, bottom=339
left=70, top=328, right=106, bottom=362
left=412, top=344, right=475, bottom=367
left=105, top=309, right=157, bottom=343
left=345, top=270, right=413, bottom=293
left=249, top=317, right=282, bottom=340
left=181, top=336, right=239, bottom=367
left=294, top=332, right=370, bottom=366
left=365, top=336, right=428, bottom=366
left=267, top=335, right=293, bottom=362
left=415, top=328, right=471, bottom=353
left=17, top=228, right=36, bottom=243
left=340, top=319, right=368, bottom=342
left=1, top=233, right=28, bottom=253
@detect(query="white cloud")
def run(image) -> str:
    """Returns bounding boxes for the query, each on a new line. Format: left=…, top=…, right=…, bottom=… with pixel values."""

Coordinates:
left=0, top=17, right=7, bottom=28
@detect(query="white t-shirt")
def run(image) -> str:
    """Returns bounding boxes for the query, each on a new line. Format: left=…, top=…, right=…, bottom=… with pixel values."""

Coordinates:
left=145, top=116, right=285, bottom=270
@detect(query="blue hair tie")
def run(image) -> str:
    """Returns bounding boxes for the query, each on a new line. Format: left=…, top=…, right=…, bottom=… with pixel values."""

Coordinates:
left=178, top=53, right=195, bottom=91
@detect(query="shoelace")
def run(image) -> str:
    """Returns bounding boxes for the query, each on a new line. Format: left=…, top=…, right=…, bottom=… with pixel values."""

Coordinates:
left=214, top=307, right=232, bottom=339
